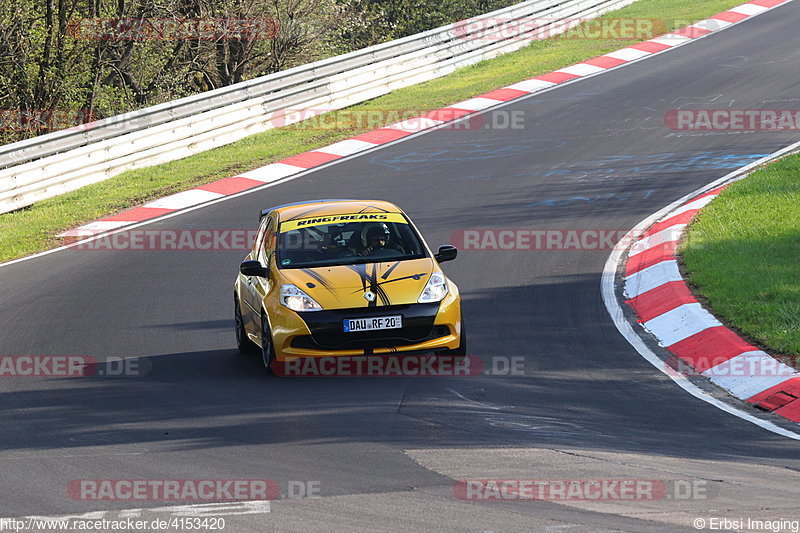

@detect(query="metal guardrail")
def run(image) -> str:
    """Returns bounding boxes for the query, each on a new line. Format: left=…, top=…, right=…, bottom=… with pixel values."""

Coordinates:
left=0, top=0, right=636, bottom=214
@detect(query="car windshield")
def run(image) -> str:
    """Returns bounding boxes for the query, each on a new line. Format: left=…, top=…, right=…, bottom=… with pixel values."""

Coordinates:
left=276, top=214, right=427, bottom=269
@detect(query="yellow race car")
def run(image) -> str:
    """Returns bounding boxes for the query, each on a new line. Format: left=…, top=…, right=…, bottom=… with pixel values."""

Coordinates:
left=234, top=199, right=465, bottom=372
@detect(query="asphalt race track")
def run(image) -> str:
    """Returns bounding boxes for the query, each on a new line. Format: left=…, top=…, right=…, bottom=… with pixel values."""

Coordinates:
left=1, top=3, right=800, bottom=531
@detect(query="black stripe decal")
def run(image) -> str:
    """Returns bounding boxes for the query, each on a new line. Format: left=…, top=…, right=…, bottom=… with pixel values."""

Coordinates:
left=370, top=263, right=390, bottom=306
left=301, top=268, right=341, bottom=303
left=345, top=264, right=376, bottom=306
left=284, top=205, right=332, bottom=221
left=301, top=268, right=334, bottom=291
left=288, top=203, right=392, bottom=221
left=376, top=272, right=428, bottom=287
left=357, top=204, right=391, bottom=213
left=381, top=261, right=401, bottom=280
left=345, top=272, right=427, bottom=291
left=346, top=264, right=368, bottom=292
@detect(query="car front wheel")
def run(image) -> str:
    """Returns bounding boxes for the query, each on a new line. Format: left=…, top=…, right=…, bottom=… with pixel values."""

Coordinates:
left=260, top=313, right=275, bottom=373
left=235, top=295, right=256, bottom=353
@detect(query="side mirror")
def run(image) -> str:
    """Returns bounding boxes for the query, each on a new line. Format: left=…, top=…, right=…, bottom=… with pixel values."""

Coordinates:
left=240, top=260, right=269, bottom=278
left=434, top=245, right=458, bottom=263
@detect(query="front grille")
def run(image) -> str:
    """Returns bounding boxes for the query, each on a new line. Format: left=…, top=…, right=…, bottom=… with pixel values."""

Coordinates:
left=293, top=303, right=444, bottom=349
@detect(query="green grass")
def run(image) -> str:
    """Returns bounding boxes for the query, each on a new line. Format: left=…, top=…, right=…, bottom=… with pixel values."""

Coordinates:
left=0, top=0, right=744, bottom=262
left=681, top=154, right=800, bottom=359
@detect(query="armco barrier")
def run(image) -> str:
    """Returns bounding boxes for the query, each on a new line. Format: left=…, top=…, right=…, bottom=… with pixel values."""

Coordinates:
left=0, top=0, right=636, bottom=214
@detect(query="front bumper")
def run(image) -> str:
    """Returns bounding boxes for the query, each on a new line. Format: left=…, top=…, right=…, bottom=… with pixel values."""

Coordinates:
left=269, top=288, right=462, bottom=361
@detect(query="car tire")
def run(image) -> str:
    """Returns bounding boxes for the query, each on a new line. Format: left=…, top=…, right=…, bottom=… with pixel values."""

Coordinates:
left=260, top=312, right=275, bottom=373
left=235, top=294, right=256, bottom=354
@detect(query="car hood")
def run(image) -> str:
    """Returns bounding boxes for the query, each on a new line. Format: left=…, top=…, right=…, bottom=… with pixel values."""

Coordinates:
left=278, top=258, right=437, bottom=309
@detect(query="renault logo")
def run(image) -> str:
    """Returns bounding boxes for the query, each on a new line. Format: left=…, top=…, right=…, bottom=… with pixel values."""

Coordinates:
left=363, top=291, right=376, bottom=302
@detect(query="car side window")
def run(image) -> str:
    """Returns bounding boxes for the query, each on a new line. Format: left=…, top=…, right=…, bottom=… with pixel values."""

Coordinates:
left=252, top=217, right=269, bottom=256
left=257, top=217, right=275, bottom=265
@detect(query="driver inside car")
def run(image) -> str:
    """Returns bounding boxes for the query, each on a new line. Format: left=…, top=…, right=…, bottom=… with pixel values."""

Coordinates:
left=355, top=223, right=400, bottom=257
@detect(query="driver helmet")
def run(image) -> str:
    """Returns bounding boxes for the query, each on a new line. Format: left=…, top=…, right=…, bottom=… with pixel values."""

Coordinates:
left=364, top=223, right=391, bottom=246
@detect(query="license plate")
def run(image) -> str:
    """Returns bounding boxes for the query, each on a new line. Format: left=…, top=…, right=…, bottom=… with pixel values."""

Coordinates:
left=343, top=315, right=403, bottom=332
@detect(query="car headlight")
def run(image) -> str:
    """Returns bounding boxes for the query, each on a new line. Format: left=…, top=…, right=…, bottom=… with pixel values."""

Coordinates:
left=418, top=272, right=449, bottom=303
left=281, top=284, right=323, bottom=312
